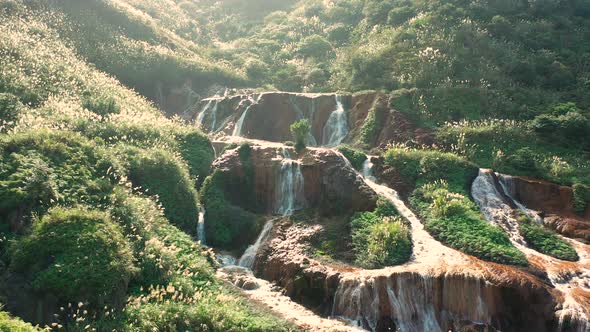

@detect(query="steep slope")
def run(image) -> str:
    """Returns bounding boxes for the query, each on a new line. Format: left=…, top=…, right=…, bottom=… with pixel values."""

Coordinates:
left=0, top=2, right=299, bottom=330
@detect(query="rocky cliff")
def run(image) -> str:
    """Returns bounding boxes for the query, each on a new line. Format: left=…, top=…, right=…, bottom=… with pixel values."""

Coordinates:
left=194, top=92, right=431, bottom=148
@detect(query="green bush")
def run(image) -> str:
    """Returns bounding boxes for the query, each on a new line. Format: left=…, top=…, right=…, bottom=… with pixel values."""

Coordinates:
left=0, top=130, right=118, bottom=224
left=82, top=94, right=121, bottom=118
left=175, top=130, right=215, bottom=184
left=573, top=183, right=590, bottom=215
left=412, top=182, right=528, bottom=266
left=10, top=207, right=135, bottom=308
left=337, top=145, right=367, bottom=171
left=383, top=148, right=479, bottom=194
left=518, top=214, right=578, bottom=261
left=121, top=147, right=199, bottom=234
left=0, top=93, right=22, bottom=133
left=290, top=119, right=311, bottom=150
left=0, top=311, right=39, bottom=332
left=351, top=211, right=411, bottom=268
left=199, top=171, right=259, bottom=250
left=530, top=103, right=590, bottom=145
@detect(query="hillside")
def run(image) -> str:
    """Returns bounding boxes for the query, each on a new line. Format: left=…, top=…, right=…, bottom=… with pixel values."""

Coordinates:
left=1, top=0, right=590, bottom=331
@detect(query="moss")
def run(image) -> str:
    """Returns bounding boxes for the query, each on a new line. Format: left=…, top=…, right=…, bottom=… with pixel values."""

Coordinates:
left=518, top=215, right=579, bottom=261
left=10, top=207, right=136, bottom=308
left=358, top=101, right=386, bottom=146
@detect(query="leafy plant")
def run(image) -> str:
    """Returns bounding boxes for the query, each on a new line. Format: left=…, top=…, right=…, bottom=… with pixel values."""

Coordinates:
left=337, top=145, right=367, bottom=171
left=290, top=119, right=311, bottom=150
left=518, top=214, right=578, bottom=261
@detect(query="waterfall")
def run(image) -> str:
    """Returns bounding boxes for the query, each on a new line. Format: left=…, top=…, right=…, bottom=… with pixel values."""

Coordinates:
left=196, top=100, right=219, bottom=131
left=471, top=169, right=526, bottom=245
left=197, top=208, right=206, bottom=245
left=497, top=174, right=544, bottom=223
left=233, top=94, right=262, bottom=137
left=322, top=96, right=348, bottom=147
left=472, top=169, right=590, bottom=331
left=361, top=158, right=377, bottom=182
left=238, top=220, right=274, bottom=269
left=275, top=149, right=305, bottom=216
left=196, top=100, right=212, bottom=127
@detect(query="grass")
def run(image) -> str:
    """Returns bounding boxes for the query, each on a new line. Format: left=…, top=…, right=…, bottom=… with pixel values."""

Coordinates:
left=518, top=214, right=579, bottom=261
left=411, top=181, right=528, bottom=266
left=383, top=147, right=479, bottom=194
left=351, top=197, right=411, bottom=268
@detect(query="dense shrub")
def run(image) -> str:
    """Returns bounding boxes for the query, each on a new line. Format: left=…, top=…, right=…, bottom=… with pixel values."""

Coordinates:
left=199, top=171, right=259, bottom=250
left=175, top=130, right=215, bottom=184
left=530, top=103, right=590, bottom=146
left=383, top=148, right=479, bottom=194
left=573, top=183, right=590, bottom=215
left=518, top=214, right=578, bottom=261
left=290, top=119, right=311, bottom=150
left=0, top=130, right=118, bottom=227
left=82, top=94, right=121, bottom=118
left=412, top=182, right=528, bottom=266
left=337, top=145, right=367, bottom=171
left=351, top=195, right=410, bottom=268
left=351, top=211, right=411, bottom=268
left=0, top=311, right=38, bottom=331
left=121, top=147, right=199, bottom=234
left=0, top=93, right=22, bottom=133
left=10, top=207, right=135, bottom=308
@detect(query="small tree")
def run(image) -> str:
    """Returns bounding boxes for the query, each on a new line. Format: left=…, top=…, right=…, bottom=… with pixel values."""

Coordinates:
left=290, top=119, right=311, bottom=150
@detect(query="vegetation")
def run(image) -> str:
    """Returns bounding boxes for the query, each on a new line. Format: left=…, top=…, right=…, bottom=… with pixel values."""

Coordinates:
left=337, top=145, right=367, bottom=171
left=200, top=171, right=259, bottom=251
left=0, top=312, right=39, bottom=332
left=351, top=197, right=411, bottom=268
left=518, top=214, right=579, bottom=261
left=290, top=119, right=311, bottom=150
left=120, top=146, right=199, bottom=234
left=10, top=207, right=136, bottom=309
left=412, top=181, right=528, bottom=266
left=383, top=147, right=479, bottom=194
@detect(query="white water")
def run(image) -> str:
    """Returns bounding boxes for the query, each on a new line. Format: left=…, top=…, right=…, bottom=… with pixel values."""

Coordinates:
left=361, top=158, right=377, bottom=182
left=275, top=148, right=305, bottom=216
left=233, top=94, right=262, bottom=137
left=330, top=151, right=473, bottom=331
left=472, top=169, right=590, bottom=331
left=497, top=173, right=544, bottom=223
left=197, top=208, right=206, bottom=245
left=197, top=100, right=220, bottom=131
left=238, top=220, right=275, bottom=269
left=322, top=96, right=348, bottom=147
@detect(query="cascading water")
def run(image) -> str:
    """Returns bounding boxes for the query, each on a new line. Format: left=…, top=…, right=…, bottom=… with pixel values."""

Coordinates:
left=238, top=220, right=275, bottom=269
left=472, top=169, right=590, bottom=331
left=322, top=96, right=348, bottom=147
left=275, top=148, right=305, bottom=216
left=331, top=151, right=484, bottom=332
left=197, top=99, right=220, bottom=131
left=197, top=208, right=206, bottom=245
left=233, top=94, right=262, bottom=137
left=497, top=173, right=544, bottom=223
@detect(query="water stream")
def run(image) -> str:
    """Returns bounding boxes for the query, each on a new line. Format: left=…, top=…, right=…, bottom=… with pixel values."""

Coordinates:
left=197, top=208, right=206, bottom=245
left=275, top=148, right=305, bottom=216
left=322, top=96, right=348, bottom=147
left=233, top=94, right=262, bottom=137
left=472, top=169, right=590, bottom=331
